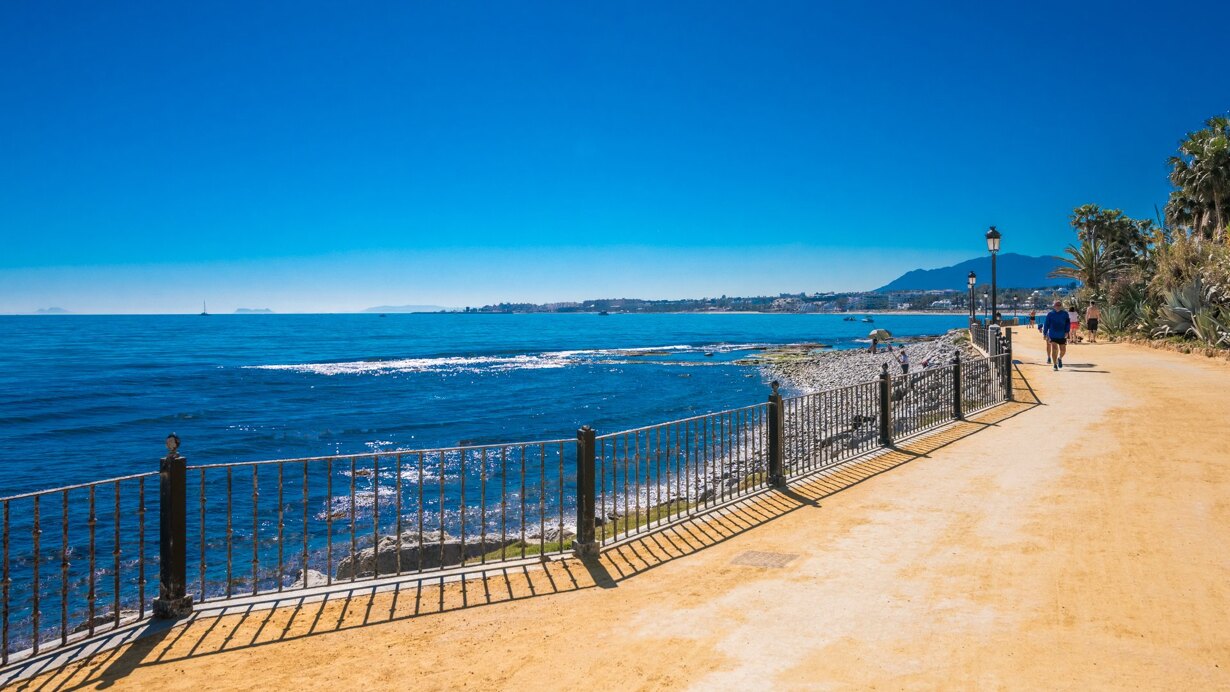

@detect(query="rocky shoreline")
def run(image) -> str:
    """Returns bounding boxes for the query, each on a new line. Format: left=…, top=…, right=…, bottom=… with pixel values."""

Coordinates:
left=753, top=329, right=979, bottom=394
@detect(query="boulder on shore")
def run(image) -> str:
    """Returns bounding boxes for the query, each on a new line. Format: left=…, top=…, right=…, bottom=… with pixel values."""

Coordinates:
left=292, top=569, right=329, bottom=589
left=334, top=531, right=520, bottom=580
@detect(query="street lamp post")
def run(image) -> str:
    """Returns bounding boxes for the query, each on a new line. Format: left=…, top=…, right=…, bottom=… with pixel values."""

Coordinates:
left=986, top=226, right=1001, bottom=324
left=982, top=292, right=988, bottom=320
left=967, top=271, right=977, bottom=322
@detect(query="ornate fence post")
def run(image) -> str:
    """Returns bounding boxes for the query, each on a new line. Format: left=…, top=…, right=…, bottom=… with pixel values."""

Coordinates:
left=573, top=426, right=598, bottom=557
left=952, top=352, right=963, bottom=420
left=1004, top=328, right=1014, bottom=401
left=154, top=434, right=193, bottom=619
left=767, top=382, right=785, bottom=487
left=878, top=364, right=892, bottom=446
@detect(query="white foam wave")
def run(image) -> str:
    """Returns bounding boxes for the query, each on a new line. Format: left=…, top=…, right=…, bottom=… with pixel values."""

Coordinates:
left=246, top=343, right=770, bottom=376
left=249, top=354, right=571, bottom=376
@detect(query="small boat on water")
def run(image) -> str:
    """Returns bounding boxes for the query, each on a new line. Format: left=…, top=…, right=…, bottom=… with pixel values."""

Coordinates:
left=598, top=311, right=610, bottom=316
left=861, top=316, right=874, bottom=323
left=842, top=316, right=856, bottom=321
left=200, top=301, right=209, bottom=316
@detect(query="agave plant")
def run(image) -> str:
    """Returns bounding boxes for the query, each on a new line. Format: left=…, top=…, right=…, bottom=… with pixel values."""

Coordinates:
left=1154, top=279, right=1205, bottom=337
left=1134, top=300, right=1159, bottom=334
left=1191, top=309, right=1230, bottom=347
left=1098, top=304, right=1133, bottom=335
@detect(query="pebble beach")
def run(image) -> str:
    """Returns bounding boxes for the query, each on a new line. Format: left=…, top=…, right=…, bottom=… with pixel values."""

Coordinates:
left=751, top=329, right=981, bottom=394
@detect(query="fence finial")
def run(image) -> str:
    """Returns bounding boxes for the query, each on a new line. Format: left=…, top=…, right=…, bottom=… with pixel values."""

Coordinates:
left=165, top=433, right=180, bottom=457
left=770, top=380, right=779, bottom=396
left=881, top=362, right=889, bottom=375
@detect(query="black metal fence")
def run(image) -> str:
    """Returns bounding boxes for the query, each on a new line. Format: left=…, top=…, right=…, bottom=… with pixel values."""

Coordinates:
left=970, top=321, right=990, bottom=353
left=593, top=404, right=771, bottom=547
left=781, top=381, right=881, bottom=476
left=1, top=338, right=1013, bottom=665
left=0, top=474, right=155, bottom=663
left=182, top=440, right=575, bottom=606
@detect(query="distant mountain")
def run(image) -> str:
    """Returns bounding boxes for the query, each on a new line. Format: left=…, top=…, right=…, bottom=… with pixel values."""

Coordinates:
left=34, top=307, right=70, bottom=314
left=363, top=305, right=453, bottom=313
left=234, top=308, right=274, bottom=314
left=876, top=253, right=1071, bottom=292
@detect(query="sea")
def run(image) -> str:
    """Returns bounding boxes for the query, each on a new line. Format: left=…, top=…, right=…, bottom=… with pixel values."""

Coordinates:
left=0, top=313, right=969, bottom=496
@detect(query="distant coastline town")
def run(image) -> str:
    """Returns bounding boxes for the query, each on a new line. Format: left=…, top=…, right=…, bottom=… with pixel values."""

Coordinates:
left=462, top=253, right=1077, bottom=315
left=461, top=285, right=1077, bottom=315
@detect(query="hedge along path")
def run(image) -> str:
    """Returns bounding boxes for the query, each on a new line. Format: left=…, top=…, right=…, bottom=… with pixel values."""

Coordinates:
left=19, top=337, right=1230, bottom=690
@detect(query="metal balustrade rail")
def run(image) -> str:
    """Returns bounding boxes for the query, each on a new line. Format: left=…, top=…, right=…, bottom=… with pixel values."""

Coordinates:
left=184, top=439, right=574, bottom=605
left=1, top=332, right=1013, bottom=666
left=0, top=473, right=156, bottom=664
left=780, top=381, right=880, bottom=476
left=963, top=353, right=1010, bottom=415
left=970, top=321, right=990, bottom=353
left=593, top=404, right=770, bottom=547
left=891, top=364, right=958, bottom=439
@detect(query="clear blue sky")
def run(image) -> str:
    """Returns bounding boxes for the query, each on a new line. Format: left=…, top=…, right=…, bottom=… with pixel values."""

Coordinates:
left=2, top=1, right=1227, bottom=313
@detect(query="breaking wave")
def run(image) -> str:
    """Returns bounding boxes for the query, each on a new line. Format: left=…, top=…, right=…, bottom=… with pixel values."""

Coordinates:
left=246, top=343, right=768, bottom=376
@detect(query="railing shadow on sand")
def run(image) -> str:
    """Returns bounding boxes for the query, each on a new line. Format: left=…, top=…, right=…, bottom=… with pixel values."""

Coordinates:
left=5, top=392, right=1041, bottom=692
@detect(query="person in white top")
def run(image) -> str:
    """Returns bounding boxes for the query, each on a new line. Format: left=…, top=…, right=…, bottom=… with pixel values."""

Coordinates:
left=897, top=348, right=909, bottom=374
left=1068, top=307, right=1081, bottom=340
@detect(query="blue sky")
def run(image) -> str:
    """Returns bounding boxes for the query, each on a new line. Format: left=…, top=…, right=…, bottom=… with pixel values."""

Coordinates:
left=2, top=1, right=1227, bottom=313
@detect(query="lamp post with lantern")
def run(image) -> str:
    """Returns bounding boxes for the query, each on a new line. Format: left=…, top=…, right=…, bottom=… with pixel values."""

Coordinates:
left=986, top=226, right=1001, bottom=324
left=967, top=271, right=976, bottom=322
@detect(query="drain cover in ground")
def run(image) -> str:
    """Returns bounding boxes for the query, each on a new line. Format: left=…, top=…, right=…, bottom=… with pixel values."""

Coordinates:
left=730, top=551, right=799, bottom=568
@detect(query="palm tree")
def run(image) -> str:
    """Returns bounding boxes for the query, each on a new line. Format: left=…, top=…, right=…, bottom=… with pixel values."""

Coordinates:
left=1050, top=238, right=1128, bottom=295
left=1169, top=116, right=1230, bottom=243
left=1068, top=204, right=1155, bottom=265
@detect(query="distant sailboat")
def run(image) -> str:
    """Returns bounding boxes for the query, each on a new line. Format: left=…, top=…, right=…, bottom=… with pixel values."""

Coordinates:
left=200, top=301, right=209, bottom=316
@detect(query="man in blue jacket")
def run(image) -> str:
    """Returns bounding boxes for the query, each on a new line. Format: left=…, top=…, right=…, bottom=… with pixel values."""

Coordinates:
left=1043, top=300, right=1071, bottom=370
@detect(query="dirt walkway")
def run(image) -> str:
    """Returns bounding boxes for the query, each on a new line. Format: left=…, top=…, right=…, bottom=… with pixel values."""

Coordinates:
left=20, top=337, right=1230, bottom=690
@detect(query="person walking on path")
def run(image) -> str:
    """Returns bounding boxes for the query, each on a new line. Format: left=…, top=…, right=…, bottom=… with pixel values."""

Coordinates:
left=897, top=348, right=909, bottom=375
left=1067, top=305, right=1082, bottom=342
left=1044, top=300, right=1071, bottom=369
left=1028, top=309, right=1037, bottom=326
left=1086, top=302, right=1102, bottom=343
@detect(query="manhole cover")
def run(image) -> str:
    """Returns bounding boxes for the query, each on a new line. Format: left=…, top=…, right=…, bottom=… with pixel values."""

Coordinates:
left=730, top=551, right=799, bottom=568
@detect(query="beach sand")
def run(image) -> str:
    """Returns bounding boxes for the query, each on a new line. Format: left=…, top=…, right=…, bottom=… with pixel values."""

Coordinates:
left=18, top=335, right=1230, bottom=690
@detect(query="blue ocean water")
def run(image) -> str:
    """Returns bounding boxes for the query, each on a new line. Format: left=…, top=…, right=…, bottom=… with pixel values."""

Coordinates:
left=0, top=313, right=968, bottom=496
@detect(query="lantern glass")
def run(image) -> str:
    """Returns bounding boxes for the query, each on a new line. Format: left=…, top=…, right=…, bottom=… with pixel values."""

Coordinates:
left=985, top=226, right=1001, bottom=253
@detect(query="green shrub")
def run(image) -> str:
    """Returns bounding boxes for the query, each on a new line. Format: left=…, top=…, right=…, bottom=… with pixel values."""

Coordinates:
left=1098, top=304, right=1134, bottom=334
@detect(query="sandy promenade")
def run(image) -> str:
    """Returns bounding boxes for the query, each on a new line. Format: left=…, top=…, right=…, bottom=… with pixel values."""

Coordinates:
left=17, top=335, right=1230, bottom=690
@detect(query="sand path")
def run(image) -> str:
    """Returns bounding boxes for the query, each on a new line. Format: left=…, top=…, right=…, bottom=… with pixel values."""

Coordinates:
left=19, top=335, right=1230, bottom=690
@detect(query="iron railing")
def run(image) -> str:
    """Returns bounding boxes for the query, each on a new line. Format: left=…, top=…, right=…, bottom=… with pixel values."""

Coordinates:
left=593, top=404, right=771, bottom=547
left=781, top=381, right=880, bottom=476
left=963, top=353, right=1011, bottom=414
left=1, top=335, right=1012, bottom=665
left=891, top=363, right=958, bottom=439
left=970, top=321, right=990, bottom=353
left=0, top=474, right=155, bottom=664
left=183, top=440, right=575, bottom=604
